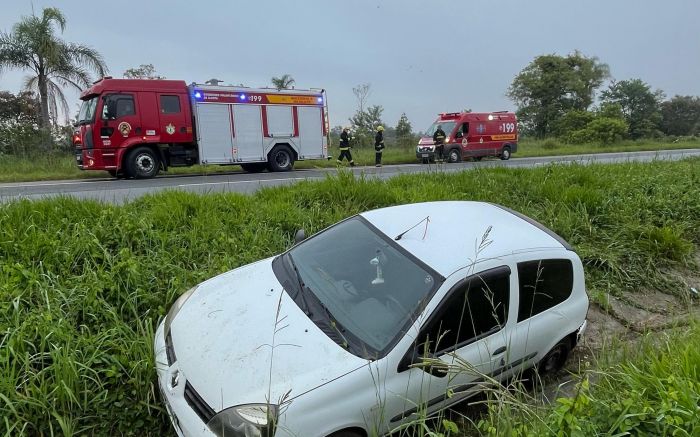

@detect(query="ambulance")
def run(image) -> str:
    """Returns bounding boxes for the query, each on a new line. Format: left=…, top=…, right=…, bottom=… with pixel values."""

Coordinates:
left=416, top=111, right=518, bottom=163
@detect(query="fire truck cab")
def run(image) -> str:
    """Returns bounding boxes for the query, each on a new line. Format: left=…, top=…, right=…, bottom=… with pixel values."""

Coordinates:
left=74, top=78, right=329, bottom=178
left=416, top=112, right=518, bottom=163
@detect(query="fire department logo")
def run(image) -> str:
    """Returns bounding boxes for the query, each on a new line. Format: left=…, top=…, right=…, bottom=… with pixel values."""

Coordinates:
left=476, top=124, right=486, bottom=134
left=462, top=138, right=468, bottom=146
left=118, top=122, right=131, bottom=137
left=165, top=123, right=176, bottom=135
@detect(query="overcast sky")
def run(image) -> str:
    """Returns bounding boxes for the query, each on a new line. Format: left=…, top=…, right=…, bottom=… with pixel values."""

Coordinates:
left=1, top=0, right=698, bottom=130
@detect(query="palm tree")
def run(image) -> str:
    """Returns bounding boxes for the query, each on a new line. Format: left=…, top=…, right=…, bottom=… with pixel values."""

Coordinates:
left=0, top=7, right=108, bottom=133
left=271, top=74, right=295, bottom=90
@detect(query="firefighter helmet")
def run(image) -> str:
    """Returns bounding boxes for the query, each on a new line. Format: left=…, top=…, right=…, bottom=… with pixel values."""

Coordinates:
left=376, top=125, right=384, bottom=131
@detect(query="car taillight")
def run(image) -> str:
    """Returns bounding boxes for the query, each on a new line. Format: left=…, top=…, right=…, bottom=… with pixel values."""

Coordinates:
left=73, top=133, right=81, bottom=145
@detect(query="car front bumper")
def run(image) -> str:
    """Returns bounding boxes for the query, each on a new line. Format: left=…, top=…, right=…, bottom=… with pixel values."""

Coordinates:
left=154, top=321, right=216, bottom=437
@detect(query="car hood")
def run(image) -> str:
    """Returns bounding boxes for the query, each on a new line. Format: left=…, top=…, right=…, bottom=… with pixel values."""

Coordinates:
left=170, top=257, right=369, bottom=411
left=418, top=136, right=435, bottom=145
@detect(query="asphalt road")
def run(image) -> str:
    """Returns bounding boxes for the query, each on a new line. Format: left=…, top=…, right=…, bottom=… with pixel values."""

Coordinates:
left=1, top=149, right=699, bottom=204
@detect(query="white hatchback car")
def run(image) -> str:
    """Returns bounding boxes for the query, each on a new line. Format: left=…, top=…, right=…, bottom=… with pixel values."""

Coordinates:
left=155, top=201, right=589, bottom=437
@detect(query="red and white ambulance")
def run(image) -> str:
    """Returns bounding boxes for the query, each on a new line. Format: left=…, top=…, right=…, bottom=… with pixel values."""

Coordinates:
left=416, top=111, right=518, bottom=163
left=74, top=78, right=329, bottom=178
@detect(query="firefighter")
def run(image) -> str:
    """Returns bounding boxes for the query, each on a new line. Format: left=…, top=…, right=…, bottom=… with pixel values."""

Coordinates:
left=337, top=127, right=355, bottom=166
left=374, top=125, right=385, bottom=167
left=433, top=124, right=446, bottom=162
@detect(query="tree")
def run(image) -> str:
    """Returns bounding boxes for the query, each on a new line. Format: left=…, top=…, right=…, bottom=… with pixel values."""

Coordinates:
left=0, top=90, right=38, bottom=122
left=507, top=51, right=609, bottom=137
left=352, top=83, right=371, bottom=115
left=601, top=79, right=664, bottom=139
left=350, top=104, right=384, bottom=146
left=396, top=112, right=412, bottom=138
left=660, top=95, right=700, bottom=136
left=271, top=74, right=295, bottom=90
left=123, top=64, right=164, bottom=79
left=0, top=7, right=107, bottom=134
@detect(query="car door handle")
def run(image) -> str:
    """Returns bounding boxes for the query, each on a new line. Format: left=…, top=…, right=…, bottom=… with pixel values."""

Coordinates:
left=492, top=346, right=507, bottom=356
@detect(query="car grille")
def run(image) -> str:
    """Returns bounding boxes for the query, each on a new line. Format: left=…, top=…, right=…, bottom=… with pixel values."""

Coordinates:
left=418, top=146, right=433, bottom=152
left=165, top=332, right=176, bottom=366
left=184, top=381, right=216, bottom=424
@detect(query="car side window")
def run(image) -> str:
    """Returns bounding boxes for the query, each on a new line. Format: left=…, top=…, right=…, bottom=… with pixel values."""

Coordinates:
left=455, top=123, right=469, bottom=138
left=517, top=259, right=574, bottom=322
left=102, top=94, right=135, bottom=119
left=419, top=266, right=510, bottom=356
left=160, top=95, right=181, bottom=114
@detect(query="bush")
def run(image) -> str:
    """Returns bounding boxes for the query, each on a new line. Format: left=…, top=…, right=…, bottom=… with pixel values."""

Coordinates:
left=551, top=110, right=595, bottom=137
left=541, top=138, right=560, bottom=149
left=565, top=117, right=628, bottom=145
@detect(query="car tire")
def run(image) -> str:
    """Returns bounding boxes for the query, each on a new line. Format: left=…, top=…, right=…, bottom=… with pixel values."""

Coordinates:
left=125, top=146, right=160, bottom=179
left=538, top=338, right=571, bottom=375
left=267, top=145, right=295, bottom=172
left=447, top=148, right=461, bottom=163
left=240, top=163, right=267, bottom=173
left=500, top=146, right=512, bottom=161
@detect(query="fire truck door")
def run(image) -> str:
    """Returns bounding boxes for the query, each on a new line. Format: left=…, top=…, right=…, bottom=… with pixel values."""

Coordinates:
left=297, top=106, right=323, bottom=159
left=233, top=105, right=265, bottom=162
left=157, top=94, right=190, bottom=143
left=98, top=93, right=141, bottom=150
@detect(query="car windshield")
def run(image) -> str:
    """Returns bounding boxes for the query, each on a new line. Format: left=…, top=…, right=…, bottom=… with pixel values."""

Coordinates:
left=77, top=97, right=98, bottom=124
left=424, top=121, right=456, bottom=137
left=282, top=217, right=439, bottom=357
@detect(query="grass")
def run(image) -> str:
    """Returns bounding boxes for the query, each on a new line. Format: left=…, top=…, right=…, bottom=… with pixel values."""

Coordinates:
left=0, top=159, right=699, bottom=435
left=1, top=137, right=699, bottom=183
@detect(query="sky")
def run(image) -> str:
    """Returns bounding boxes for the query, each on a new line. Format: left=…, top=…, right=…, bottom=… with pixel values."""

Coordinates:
left=1, top=0, right=699, bottom=130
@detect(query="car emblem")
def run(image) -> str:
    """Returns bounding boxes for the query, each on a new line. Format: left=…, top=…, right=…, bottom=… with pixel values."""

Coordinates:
left=166, top=123, right=176, bottom=135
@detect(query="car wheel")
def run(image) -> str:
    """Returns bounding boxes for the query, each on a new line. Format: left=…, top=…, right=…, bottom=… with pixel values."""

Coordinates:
left=240, top=163, right=267, bottom=173
left=500, top=146, right=512, bottom=161
left=447, top=148, right=461, bottom=163
left=268, top=145, right=294, bottom=172
left=125, top=146, right=160, bottom=179
left=538, top=338, right=571, bottom=374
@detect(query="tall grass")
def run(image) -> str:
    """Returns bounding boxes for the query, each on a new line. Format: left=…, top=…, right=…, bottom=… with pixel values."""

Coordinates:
left=0, top=159, right=699, bottom=435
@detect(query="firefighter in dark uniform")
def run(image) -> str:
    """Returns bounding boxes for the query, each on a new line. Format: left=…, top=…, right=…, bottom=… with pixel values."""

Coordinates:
left=337, top=127, right=355, bottom=166
left=374, top=125, right=385, bottom=167
left=433, top=124, right=446, bottom=162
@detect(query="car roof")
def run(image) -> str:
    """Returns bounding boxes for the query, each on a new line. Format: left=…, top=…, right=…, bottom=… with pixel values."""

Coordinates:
left=360, top=201, right=570, bottom=277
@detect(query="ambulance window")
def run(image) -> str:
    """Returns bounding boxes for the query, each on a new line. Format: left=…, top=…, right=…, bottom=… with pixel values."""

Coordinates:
left=456, top=123, right=469, bottom=137
left=160, top=95, right=181, bottom=114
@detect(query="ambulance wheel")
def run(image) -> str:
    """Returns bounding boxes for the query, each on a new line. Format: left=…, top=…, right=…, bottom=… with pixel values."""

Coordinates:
left=447, top=148, right=461, bottom=163
left=268, top=145, right=294, bottom=172
left=125, top=146, right=160, bottom=179
left=500, top=146, right=512, bottom=161
left=241, top=163, right=267, bottom=173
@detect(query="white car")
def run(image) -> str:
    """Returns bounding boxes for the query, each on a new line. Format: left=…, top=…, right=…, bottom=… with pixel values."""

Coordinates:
left=154, top=201, right=589, bottom=437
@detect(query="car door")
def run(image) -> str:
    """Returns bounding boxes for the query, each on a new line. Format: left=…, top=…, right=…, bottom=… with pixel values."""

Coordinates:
left=157, top=93, right=191, bottom=144
left=384, top=266, right=514, bottom=429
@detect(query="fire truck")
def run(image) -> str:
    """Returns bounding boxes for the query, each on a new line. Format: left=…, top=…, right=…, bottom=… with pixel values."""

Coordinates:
left=416, top=111, right=518, bottom=163
left=73, top=78, right=329, bottom=178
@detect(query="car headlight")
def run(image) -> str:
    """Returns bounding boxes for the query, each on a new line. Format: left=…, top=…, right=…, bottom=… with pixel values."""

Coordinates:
left=164, top=286, right=197, bottom=336
left=445, top=136, right=450, bottom=143
left=207, top=403, right=278, bottom=437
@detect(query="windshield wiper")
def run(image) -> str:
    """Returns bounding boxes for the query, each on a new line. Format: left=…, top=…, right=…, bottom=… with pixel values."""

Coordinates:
left=285, top=253, right=313, bottom=317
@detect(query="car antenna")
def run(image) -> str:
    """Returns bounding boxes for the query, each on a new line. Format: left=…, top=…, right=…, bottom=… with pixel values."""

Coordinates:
left=395, top=216, right=430, bottom=241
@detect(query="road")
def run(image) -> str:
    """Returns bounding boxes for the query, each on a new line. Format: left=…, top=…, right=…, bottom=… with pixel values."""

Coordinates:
left=1, top=149, right=699, bottom=204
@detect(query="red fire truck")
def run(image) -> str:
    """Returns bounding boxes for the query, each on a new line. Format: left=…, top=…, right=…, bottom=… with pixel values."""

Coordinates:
left=73, top=78, right=329, bottom=178
left=416, top=111, right=518, bottom=163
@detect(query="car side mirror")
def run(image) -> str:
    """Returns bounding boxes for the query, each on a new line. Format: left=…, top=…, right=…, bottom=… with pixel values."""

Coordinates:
left=104, top=100, right=117, bottom=120
left=294, top=229, right=306, bottom=244
left=397, top=345, right=448, bottom=378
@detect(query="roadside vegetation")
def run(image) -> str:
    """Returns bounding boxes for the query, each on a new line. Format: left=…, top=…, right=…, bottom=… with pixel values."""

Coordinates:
left=1, top=159, right=698, bottom=435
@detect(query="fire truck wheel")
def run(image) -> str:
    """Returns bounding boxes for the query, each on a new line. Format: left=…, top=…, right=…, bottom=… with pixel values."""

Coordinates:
left=267, top=145, right=295, bottom=172
left=447, top=148, right=461, bottom=163
left=126, top=146, right=160, bottom=179
left=500, top=146, right=512, bottom=161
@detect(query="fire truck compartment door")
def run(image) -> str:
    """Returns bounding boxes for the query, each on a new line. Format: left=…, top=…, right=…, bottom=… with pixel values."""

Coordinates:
left=196, top=103, right=233, bottom=164
left=297, top=106, right=323, bottom=159
left=233, top=105, right=265, bottom=162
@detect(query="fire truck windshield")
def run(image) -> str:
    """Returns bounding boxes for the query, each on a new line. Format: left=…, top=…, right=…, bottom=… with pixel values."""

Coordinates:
left=424, top=121, right=455, bottom=137
left=77, top=97, right=98, bottom=125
